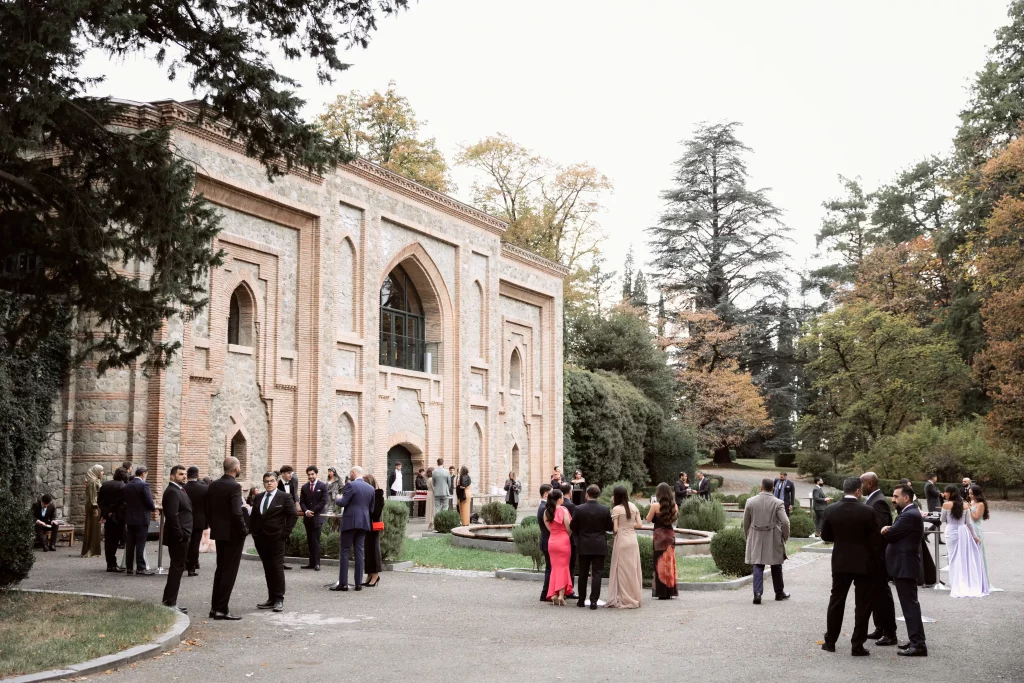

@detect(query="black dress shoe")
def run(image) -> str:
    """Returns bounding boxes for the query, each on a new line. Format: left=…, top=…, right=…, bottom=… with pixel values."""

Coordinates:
left=753, top=594, right=761, bottom=605
left=48, top=545, right=56, bottom=551
left=851, top=646, right=870, bottom=657
left=40, top=546, right=49, bottom=552
left=187, top=571, right=198, bottom=577
left=589, top=604, right=598, bottom=610
left=329, top=584, right=348, bottom=592
left=273, top=600, right=284, bottom=612
left=775, top=592, right=791, bottom=601
left=875, top=635, right=898, bottom=646
left=257, top=600, right=275, bottom=609
left=107, top=567, right=125, bottom=573
left=354, top=585, right=362, bottom=591
left=300, top=564, right=316, bottom=570
left=898, top=643, right=911, bottom=650
left=313, top=565, right=320, bottom=571
left=211, top=612, right=242, bottom=621
left=283, top=565, right=292, bottom=571
left=897, top=646, right=928, bottom=657
left=577, top=601, right=586, bottom=608
left=136, top=569, right=155, bottom=576
left=164, top=605, right=187, bottom=615
left=865, top=629, right=883, bottom=640
left=821, top=643, right=835, bottom=652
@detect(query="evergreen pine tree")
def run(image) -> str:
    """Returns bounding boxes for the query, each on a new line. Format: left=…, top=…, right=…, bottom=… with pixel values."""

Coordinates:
left=630, top=270, right=648, bottom=311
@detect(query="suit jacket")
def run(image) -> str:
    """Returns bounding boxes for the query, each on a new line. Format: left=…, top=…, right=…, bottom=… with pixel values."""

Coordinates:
left=864, top=489, right=894, bottom=556
left=161, top=483, right=193, bottom=546
left=97, top=479, right=125, bottom=523
left=673, top=480, right=689, bottom=504
left=33, top=502, right=56, bottom=525
left=569, top=500, right=612, bottom=555
left=300, top=479, right=329, bottom=525
left=773, top=478, right=796, bottom=510
left=924, top=481, right=942, bottom=513
left=537, top=500, right=550, bottom=552
left=183, top=480, right=209, bottom=531
left=820, top=498, right=881, bottom=575
left=431, top=468, right=450, bottom=498
left=743, top=492, right=790, bottom=566
left=277, top=476, right=299, bottom=505
left=884, top=504, right=924, bottom=581
left=696, top=477, right=711, bottom=499
left=122, top=477, right=156, bottom=526
left=206, top=474, right=248, bottom=542
left=811, top=486, right=829, bottom=512
left=247, top=489, right=298, bottom=540
left=337, top=478, right=375, bottom=532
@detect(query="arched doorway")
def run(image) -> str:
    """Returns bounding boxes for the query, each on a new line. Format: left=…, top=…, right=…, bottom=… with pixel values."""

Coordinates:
left=387, top=444, right=413, bottom=493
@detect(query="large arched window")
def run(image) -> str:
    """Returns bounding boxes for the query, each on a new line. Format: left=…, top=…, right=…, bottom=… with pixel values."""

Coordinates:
left=379, top=265, right=426, bottom=371
left=509, top=348, right=522, bottom=391
left=227, top=285, right=254, bottom=347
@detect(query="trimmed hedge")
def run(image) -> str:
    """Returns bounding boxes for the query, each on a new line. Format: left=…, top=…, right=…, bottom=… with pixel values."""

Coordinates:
left=795, top=450, right=832, bottom=476
left=433, top=509, right=462, bottom=534
left=818, top=473, right=959, bottom=499
left=520, top=514, right=538, bottom=528
left=597, top=480, right=633, bottom=507
left=710, top=527, right=752, bottom=577
left=512, top=524, right=544, bottom=570
left=735, top=493, right=749, bottom=509
left=479, top=501, right=517, bottom=525
left=788, top=509, right=815, bottom=538
left=0, top=487, right=34, bottom=589
left=677, top=497, right=727, bottom=532
left=774, top=453, right=797, bottom=468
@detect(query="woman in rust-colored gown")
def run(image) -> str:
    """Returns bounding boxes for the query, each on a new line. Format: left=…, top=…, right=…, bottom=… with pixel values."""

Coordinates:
left=646, top=482, right=678, bottom=599
left=544, top=489, right=574, bottom=605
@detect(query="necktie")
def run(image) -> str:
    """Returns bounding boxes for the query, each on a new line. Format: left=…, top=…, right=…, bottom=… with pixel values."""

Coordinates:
left=262, top=493, right=271, bottom=515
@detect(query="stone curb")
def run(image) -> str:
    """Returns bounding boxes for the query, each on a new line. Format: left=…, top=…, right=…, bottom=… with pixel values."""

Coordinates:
left=799, top=542, right=833, bottom=553
left=677, top=574, right=753, bottom=591
left=241, top=553, right=413, bottom=571
left=8, top=589, right=190, bottom=683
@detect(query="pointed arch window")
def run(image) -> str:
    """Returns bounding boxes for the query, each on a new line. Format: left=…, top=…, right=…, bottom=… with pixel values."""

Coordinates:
left=227, top=286, right=254, bottom=347
left=379, top=265, right=426, bottom=371
left=509, top=348, right=522, bottom=391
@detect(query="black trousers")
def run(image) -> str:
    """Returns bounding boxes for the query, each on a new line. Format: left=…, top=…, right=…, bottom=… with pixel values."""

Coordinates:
left=540, top=547, right=552, bottom=601
left=825, top=572, right=874, bottom=648
left=161, top=539, right=188, bottom=606
left=210, top=539, right=244, bottom=613
left=569, top=540, right=578, bottom=587
left=813, top=510, right=825, bottom=534
left=870, top=566, right=897, bottom=637
left=576, top=553, right=605, bottom=605
left=339, top=529, right=366, bottom=588
left=36, top=523, right=59, bottom=548
left=103, top=519, right=121, bottom=568
left=304, top=519, right=323, bottom=567
left=186, top=528, right=203, bottom=571
left=253, top=533, right=286, bottom=601
left=125, top=524, right=148, bottom=572
left=894, top=578, right=926, bottom=647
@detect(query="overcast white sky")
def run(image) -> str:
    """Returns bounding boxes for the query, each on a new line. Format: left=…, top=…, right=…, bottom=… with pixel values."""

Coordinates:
left=86, top=0, right=1011, bottom=295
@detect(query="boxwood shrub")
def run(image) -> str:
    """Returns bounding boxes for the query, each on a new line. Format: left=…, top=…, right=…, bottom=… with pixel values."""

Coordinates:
left=512, top=525, right=544, bottom=570
left=677, top=497, right=727, bottom=532
left=480, top=501, right=517, bottom=525
left=788, top=509, right=815, bottom=538
left=520, top=514, right=538, bottom=528
left=710, top=526, right=752, bottom=577
left=433, top=509, right=462, bottom=533
left=381, top=500, right=409, bottom=560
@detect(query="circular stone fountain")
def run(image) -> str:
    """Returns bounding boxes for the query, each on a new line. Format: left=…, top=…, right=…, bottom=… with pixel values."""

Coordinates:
left=451, top=524, right=714, bottom=556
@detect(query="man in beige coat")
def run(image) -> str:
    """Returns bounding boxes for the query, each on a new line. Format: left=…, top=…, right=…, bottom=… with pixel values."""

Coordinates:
left=743, top=477, right=791, bottom=605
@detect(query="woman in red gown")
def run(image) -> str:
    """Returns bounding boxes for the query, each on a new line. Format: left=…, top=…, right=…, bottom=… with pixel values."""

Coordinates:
left=544, top=489, right=574, bottom=605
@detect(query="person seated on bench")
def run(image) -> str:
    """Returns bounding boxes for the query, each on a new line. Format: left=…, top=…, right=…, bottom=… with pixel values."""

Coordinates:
left=33, top=494, right=59, bottom=551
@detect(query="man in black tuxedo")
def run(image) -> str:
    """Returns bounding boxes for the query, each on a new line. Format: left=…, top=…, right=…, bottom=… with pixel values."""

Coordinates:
left=570, top=484, right=613, bottom=609
left=206, top=456, right=248, bottom=621
left=98, top=469, right=126, bottom=571
left=537, top=484, right=553, bottom=601
left=299, top=465, right=328, bottom=571
left=820, top=477, right=881, bottom=656
left=860, top=472, right=898, bottom=646
left=247, top=471, right=297, bottom=611
left=183, top=467, right=208, bottom=577
left=882, top=485, right=927, bottom=657
left=923, top=474, right=941, bottom=513
left=559, top=482, right=578, bottom=586
left=161, top=465, right=193, bottom=614
left=695, top=471, right=711, bottom=499
left=122, top=466, right=156, bottom=575
left=961, top=477, right=972, bottom=503
left=277, top=464, right=299, bottom=570
left=33, top=494, right=60, bottom=551
left=772, top=472, right=797, bottom=516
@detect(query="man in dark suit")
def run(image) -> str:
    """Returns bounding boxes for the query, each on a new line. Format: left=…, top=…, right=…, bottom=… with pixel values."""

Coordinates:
left=247, top=471, right=297, bottom=611
left=820, top=477, right=882, bottom=656
left=882, top=484, right=927, bottom=657
left=923, top=474, right=941, bottom=513
left=206, top=456, right=248, bottom=620
left=300, top=465, right=328, bottom=571
left=773, top=472, right=796, bottom=516
left=98, top=469, right=126, bottom=570
left=961, top=477, right=972, bottom=503
left=183, top=467, right=208, bottom=577
left=161, top=465, right=193, bottom=614
left=861, top=471, right=898, bottom=646
left=277, top=464, right=299, bottom=570
left=329, top=466, right=375, bottom=591
left=537, top=484, right=553, bottom=601
left=570, top=484, right=613, bottom=609
left=33, top=494, right=60, bottom=551
left=122, top=466, right=156, bottom=575
left=559, top=482, right=578, bottom=586
left=695, top=471, right=711, bottom=500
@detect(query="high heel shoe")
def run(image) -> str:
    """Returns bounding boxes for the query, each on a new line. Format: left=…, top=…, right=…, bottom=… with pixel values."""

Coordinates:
left=367, top=577, right=380, bottom=587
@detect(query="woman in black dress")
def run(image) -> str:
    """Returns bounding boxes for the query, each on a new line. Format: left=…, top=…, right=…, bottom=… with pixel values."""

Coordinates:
left=645, top=482, right=679, bottom=599
left=362, top=473, right=386, bottom=587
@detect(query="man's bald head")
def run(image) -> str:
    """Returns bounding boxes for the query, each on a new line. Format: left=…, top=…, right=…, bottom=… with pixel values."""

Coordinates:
left=860, top=472, right=879, bottom=495
left=223, top=456, right=240, bottom=477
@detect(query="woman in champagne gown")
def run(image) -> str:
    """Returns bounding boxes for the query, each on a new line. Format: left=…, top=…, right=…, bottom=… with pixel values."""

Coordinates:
left=425, top=467, right=436, bottom=530
left=544, top=489, right=574, bottom=605
left=605, top=485, right=643, bottom=608
left=81, top=464, right=103, bottom=557
left=941, top=485, right=989, bottom=598
left=968, top=485, right=995, bottom=590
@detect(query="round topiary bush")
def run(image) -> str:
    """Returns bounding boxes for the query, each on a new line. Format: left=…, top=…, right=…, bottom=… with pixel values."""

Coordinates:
left=433, top=509, right=462, bottom=533
left=723, top=494, right=737, bottom=504
left=479, top=501, right=517, bottom=525
left=788, top=509, right=815, bottom=538
left=677, top=497, right=727, bottom=532
left=512, top=524, right=544, bottom=570
left=520, top=514, right=538, bottom=528
left=710, top=526, right=752, bottom=577
left=735, top=493, right=749, bottom=509
left=711, top=492, right=725, bottom=503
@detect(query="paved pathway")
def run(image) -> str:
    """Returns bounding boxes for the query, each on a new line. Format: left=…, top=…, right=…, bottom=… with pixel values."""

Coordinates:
left=19, top=504, right=1023, bottom=682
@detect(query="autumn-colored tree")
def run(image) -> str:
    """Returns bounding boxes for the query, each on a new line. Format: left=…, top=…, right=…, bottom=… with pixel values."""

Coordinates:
left=665, top=311, right=770, bottom=462
left=318, top=81, right=452, bottom=193
left=843, top=237, right=951, bottom=325
left=974, top=134, right=1024, bottom=444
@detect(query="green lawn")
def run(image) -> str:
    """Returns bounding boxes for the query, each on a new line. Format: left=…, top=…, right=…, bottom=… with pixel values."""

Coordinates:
left=677, top=556, right=731, bottom=582
left=0, top=591, right=175, bottom=678
left=401, top=535, right=537, bottom=571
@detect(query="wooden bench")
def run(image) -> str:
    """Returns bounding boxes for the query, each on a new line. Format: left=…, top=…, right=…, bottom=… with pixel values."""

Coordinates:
left=56, top=525, right=74, bottom=547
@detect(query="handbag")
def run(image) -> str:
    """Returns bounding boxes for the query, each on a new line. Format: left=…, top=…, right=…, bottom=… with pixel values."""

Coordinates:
left=372, top=521, right=384, bottom=531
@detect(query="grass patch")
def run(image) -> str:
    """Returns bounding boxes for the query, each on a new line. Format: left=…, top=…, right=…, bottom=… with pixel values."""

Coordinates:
left=677, top=556, right=733, bottom=583
left=786, top=538, right=816, bottom=555
left=0, top=591, right=175, bottom=678
left=400, top=535, right=535, bottom=571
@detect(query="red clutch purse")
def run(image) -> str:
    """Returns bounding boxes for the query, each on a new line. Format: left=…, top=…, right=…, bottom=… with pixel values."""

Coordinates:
left=372, top=521, right=384, bottom=531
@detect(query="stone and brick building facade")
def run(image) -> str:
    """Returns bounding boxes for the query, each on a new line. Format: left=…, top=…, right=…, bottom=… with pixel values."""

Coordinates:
left=40, top=99, right=565, bottom=524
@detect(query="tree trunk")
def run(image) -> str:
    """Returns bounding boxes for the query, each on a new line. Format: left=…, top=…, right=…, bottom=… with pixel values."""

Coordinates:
left=713, top=446, right=731, bottom=464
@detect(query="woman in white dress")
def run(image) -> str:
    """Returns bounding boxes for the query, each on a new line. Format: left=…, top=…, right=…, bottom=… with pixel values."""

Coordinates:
left=941, top=485, right=989, bottom=598
left=968, top=485, right=994, bottom=590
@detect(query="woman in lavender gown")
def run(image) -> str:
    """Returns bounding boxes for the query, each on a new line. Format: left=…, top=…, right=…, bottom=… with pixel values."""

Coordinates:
left=968, top=485, right=995, bottom=590
left=941, top=485, right=989, bottom=598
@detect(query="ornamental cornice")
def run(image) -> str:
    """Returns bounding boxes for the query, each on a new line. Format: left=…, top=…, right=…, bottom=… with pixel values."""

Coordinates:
left=500, top=242, right=571, bottom=278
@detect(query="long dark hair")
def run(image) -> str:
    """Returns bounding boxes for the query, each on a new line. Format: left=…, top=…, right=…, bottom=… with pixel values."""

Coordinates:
left=655, top=482, right=677, bottom=525
left=545, top=488, right=562, bottom=522
left=944, top=485, right=964, bottom=520
left=612, top=485, right=630, bottom=519
left=969, top=484, right=990, bottom=520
